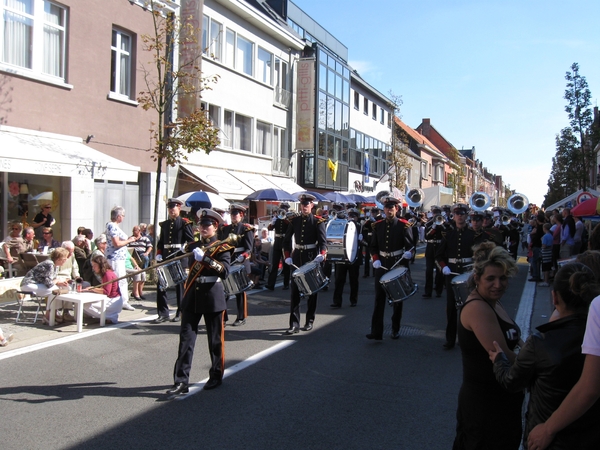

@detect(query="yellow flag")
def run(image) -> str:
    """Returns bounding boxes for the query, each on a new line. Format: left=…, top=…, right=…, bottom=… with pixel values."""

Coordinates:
left=328, top=159, right=338, bottom=182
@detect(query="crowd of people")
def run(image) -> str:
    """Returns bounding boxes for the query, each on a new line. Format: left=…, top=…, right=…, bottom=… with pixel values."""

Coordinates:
left=2, top=196, right=599, bottom=449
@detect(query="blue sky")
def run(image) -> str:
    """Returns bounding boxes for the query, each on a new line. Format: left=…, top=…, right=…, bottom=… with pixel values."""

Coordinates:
left=294, top=0, right=600, bottom=207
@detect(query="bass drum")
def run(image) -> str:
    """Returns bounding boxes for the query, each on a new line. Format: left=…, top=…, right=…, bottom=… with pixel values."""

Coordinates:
left=451, top=272, right=473, bottom=309
left=326, top=219, right=358, bottom=263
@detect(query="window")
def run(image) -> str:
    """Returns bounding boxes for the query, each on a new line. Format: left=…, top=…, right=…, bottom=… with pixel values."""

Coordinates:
left=111, top=29, right=132, bottom=98
left=223, top=110, right=233, bottom=147
left=354, top=91, right=359, bottom=110
left=421, top=161, right=428, bottom=179
left=272, top=127, right=288, bottom=174
left=236, top=35, right=253, bottom=76
left=1, top=0, right=67, bottom=80
left=274, top=57, right=289, bottom=106
left=372, top=103, right=377, bottom=120
left=208, top=104, right=220, bottom=128
left=388, top=112, right=392, bottom=128
left=380, top=107, right=385, bottom=124
left=235, top=113, right=251, bottom=151
left=363, top=97, right=368, bottom=115
left=256, top=121, right=271, bottom=155
left=257, top=47, right=271, bottom=84
left=209, top=19, right=222, bottom=60
left=225, top=29, right=235, bottom=67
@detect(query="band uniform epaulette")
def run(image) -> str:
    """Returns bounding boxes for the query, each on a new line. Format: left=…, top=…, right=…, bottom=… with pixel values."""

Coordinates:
left=315, top=215, right=327, bottom=224
left=182, top=217, right=192, bottom=225
left=374, top=219, right=385, bottom=225
left=242, top=223, right=254, bottom=232
left=399, top=218, right=409, bottom=225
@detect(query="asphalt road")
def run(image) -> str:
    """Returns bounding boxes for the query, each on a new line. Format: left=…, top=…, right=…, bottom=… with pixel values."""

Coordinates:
left=0, top=246, right=538, bottom=450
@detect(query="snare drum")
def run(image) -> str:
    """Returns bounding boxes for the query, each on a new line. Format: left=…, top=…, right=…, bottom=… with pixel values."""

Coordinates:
left=156, top=261, right=187, bottom=291
left=326, top=219, right=358, bottom=263
left=379, top=267, right=417, bottom=303
left=451, top=272, right=473, bottom=309
left=292, top=261, right=329, bottom=296
left=223, top=264, right=254, bottom=296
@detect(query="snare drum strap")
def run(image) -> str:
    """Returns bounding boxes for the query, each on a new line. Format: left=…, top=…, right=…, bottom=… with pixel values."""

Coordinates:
left=184, top=242, right=234, bottom=296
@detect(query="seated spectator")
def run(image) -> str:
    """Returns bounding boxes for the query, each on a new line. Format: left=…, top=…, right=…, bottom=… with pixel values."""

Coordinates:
left=55, top=241, right=84, bottom=322
left=81, top=234, right=107, bottom=285
left=2, top=220, right=25, bottom=276
left=83, top=255, right=123, bottom=324
left=128, top=225, right=152, bottom=269
left=249, top=236, right=269, bottom=288
left=32, top=203, right=55, bottom=241
left=259, top=227, right=272, bottom=280
left=22, top=227, right=38, bottom=253
left=20, top=247, right=70, bottom=325
left=37, top=227, right=60, bottom=253
left=72, top=235, right=90, bottom=272
left=0, top=326, right=14, bottom=347
left=83, top=228, right=94, bottom=252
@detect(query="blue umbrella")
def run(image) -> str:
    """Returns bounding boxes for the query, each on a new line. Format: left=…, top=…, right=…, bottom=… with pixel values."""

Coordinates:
left=324, top=191, right=351, bottom=204
left=292, top=191, right=331, bottom=202
left=244, top=188, right=297, bottom=202
left=178, top=191, right=230, bottom=210
left=344, top=193, right=369, bottom=203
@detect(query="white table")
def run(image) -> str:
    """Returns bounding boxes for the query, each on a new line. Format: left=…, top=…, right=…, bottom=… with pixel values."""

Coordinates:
left=49, top=292, right=107, bottom=332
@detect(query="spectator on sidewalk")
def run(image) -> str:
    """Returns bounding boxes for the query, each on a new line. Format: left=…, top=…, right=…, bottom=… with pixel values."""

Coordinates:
left=540, top=223, right=553, bottom=287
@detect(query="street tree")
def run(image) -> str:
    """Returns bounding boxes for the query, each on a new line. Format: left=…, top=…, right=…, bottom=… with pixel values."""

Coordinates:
left=137, top=1, right=220, bottom=241
left=387, top=92, right=412, bottom=192
left=544, top=127, right=581, bottom=207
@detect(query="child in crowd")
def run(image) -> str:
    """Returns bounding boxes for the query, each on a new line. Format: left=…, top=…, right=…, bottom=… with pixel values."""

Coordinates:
left=540, top=223, right=553, bottom=287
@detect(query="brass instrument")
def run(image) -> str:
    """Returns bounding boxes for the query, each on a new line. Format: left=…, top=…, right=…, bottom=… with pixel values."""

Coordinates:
left=507, top=193, right=529, bottom=215
left=434, top=215, right=446, bottom=226
left=277, top=209, right=286, bottom=220
left=406, top=188, right=424, bottom=208
left=469, top=192, right=491, bottom=212
left=375, top=190, right=391, bottom=209
left=501, top=215, right=512, bottom=227
left=89, top=234, right=240, bottom=290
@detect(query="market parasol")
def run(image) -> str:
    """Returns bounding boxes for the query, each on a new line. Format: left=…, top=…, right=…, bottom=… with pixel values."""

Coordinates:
left=244, top=188, right=297, bottom=202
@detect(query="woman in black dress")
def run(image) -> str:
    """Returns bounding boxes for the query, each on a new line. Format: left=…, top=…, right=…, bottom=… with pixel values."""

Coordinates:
left=453, top=242, right=524, bottom=450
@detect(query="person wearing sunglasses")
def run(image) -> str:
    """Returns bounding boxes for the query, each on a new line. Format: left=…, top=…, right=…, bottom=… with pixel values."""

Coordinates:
left=32, top=203, right=56, bottom=241
left=37, top=227, right=60, bottom=253
left=436, top=203, right=477, bottom=350
left=154, top=198, right=194, bottom=323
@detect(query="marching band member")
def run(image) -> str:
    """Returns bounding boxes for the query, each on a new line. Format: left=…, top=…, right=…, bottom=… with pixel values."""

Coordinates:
left=266, top=202, right=291, bottom=291
left=367, top=196, right=414, bottom=341
left=168, top=209, right=232, bottom=396
left=221, top=204, right=254, bottom=326
left=331, top=208, right=362, bottom=308
left=361, top=206, right=380, bottom=278
left=423, top=206, right=449, bottom=298
left=436, top=203, right=476, bottom=350
left=154, top=198, right=194, bottom=323
left=283, top=193, right=327, bottom=334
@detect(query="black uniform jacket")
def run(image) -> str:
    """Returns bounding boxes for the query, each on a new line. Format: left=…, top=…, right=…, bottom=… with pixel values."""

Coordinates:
left=181, top=237, right=231, bottom=314
left=221, top=221, right=254, bottom=258
left=283, top=213, right=327, bottom=266
left=157, top=216, right=194, bottom=261
left=435, top=225, right=476, bottom=272
left=268, top=218, right=290, bottom=242
left=369, top=217, right=413, bottom=265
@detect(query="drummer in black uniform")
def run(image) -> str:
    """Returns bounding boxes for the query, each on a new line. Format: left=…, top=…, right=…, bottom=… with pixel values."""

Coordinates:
left=221, top=204, right=254, bottom=326
left=266, top=202, right=291, bottom=291
left=154, top=198, right=194, bottom=323
left=361, top=206, right=378, bottom=278
left=331, top=208, right=362, bottom=308
left=435, top=203, right=476, bottom=350
left=283, top=193, right=327, bottom=334
left=423, top=205, right=449, bottom=298
left=167, top=209, right=232, bottom=396
left=368, top=196, right=414, bottom=341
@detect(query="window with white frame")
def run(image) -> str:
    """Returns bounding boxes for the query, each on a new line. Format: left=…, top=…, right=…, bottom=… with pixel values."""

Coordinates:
left=1, top=0, right=67, bottom=80
left=202, top=15, right=222, bottom=60
left=421, top=161, right=428, bottom=179
left=256, top=121, right=271, bottom=156
left=274, top=57, right=287, bottom=90
left=235, top=112, right=252, bottom=151
left=273, top=126, right=288, bottom=174
left=208, top=104, right=220, bottom=128
left=110, top=28, right=133, bottom=98
left=434, top=164, right=443, bottom=182
left=257, top=47, right=271, bottom=84
left=225, top=29, right=235, bottom=68
left=236, top=35, right=253, bottom=76
left=223, top=110, right=233, bottom=147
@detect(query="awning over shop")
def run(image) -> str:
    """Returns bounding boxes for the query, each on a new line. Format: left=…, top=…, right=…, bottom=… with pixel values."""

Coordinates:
left=261, top=175, right=304, bottom=196
left=180, top=164, right=253, bottom=200
left=228, top=171, right=280, bottom=192
left=0, top=125, right=140, bottom=182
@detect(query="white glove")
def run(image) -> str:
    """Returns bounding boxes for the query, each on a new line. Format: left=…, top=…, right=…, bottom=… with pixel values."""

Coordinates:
left=193, top=248, right=204, bottom=261
left=285, top=257, right=293, bottom=266
left=358, top=234, right=363, bottom=241
left=442, top=266, right=452, bottom=275
left=155, top=254, right=163, bottom=262
left=314, top=254, right=325, bottom=263
left=403, top=251, right=412, bottom=260
left=432, top=223, right=437, bottom=229
left=372, top=260, right=382, bottom=269
left=235, top=254, right=245, bottom=263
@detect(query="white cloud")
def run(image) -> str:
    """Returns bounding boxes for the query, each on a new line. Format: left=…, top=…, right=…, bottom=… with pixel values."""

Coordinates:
left=348, top=60, right=375, bottom=76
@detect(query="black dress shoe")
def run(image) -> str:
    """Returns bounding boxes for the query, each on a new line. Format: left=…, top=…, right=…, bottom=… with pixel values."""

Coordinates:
left=391, top=332, right=400, bottom=340
left=436, top=293, right=442, bottom=298
left=350, top=302, right=357, bottom=307
left=285, top=327, right=299, bottom=335
left=232, top=318, right=246, bottom=326
left=139, top=295, right=147, bottom=300
left=153, top=315, right=170, bottom=323
left=443, top=342, right=455, bottom=350
left=203, top=378, right=222, bottom=390
left=171, top=315, right=181, bottom=322
left=265, top=285, right=275, bottom=291
left=166, top=382, right=189, bottom=395
left=422, top=293, right=432, bottom=298
left=282, top=285, right=289, bottom=290
left=366, top=333, right=383, bottom=341
left=302, top=323, right=313, bottom=331
left=330, top=303, right=341, bottom=308
left=362, top=275, right=369, bottom=278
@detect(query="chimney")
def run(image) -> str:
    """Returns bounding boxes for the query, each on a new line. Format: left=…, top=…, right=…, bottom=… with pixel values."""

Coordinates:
left=421, top=118, right=431, bottom=137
